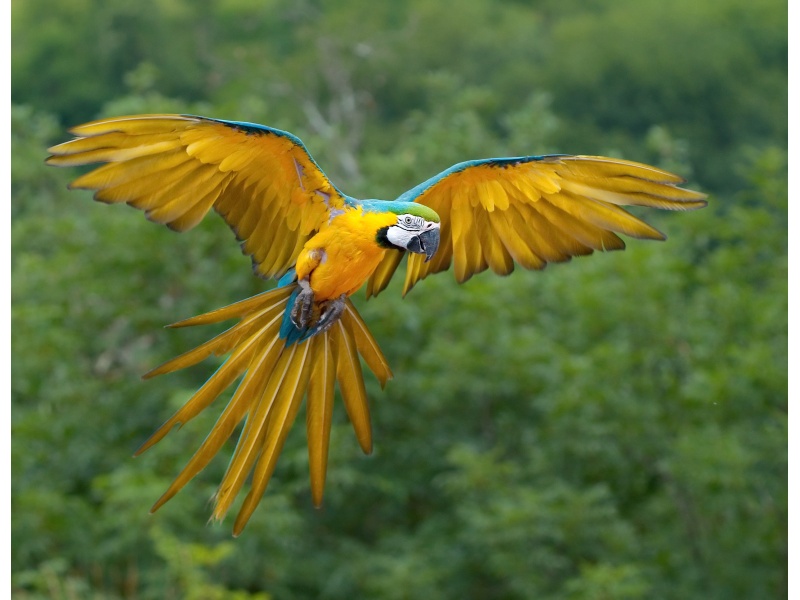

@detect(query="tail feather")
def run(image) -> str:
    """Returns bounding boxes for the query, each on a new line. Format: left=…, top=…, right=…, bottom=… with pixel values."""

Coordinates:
left=166, top=288, right=292, bottom=329
left=212, top=344, right=300, bottom=521
left=136, top=314, right=283, bottom=455
left=334, top=320, right=373, bottom=454
left=341, top=303, right=393, bottom=388
left=306, top=331, right=336, bottom=507
left=148, top=336, right=285, bottom=513
left=142, top=308, right=282, bottom=380
left=233, top=341, right=315, bottom=535
left=138, top=284, right=392, bottom=534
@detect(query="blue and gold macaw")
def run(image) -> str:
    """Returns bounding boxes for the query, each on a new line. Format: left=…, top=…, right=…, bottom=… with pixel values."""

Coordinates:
left=47, top=114, right=706, bottom=535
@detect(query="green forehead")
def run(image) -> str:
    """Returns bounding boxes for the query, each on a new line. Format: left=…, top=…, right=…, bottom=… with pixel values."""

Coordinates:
left=366, top=200, right=440, bottom=223
left=403, top=204, right=440, bottom=222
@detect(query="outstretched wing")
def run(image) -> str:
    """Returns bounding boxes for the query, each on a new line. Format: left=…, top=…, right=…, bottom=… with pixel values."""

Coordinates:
left=366, top=155, right=707, bottom=297
left=47, top=114, right=349, bottom=279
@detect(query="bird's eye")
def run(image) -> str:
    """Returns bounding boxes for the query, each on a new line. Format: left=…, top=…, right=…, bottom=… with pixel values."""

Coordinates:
left=404, top=216, right=413, bottom=225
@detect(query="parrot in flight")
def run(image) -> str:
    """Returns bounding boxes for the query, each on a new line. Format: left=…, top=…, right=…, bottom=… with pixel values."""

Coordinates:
left=47, top=114, right=706, bottom=535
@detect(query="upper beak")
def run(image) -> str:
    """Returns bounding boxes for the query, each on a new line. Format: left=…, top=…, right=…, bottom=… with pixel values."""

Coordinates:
left=407, top=227, right=440, bottom=262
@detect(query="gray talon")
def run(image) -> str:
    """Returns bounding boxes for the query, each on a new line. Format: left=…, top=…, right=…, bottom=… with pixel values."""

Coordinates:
left=316, top=294, right=347, bottom=333
left=291, top=280, right=315, bottom=329
left=290, top=282, right=346, bottom=334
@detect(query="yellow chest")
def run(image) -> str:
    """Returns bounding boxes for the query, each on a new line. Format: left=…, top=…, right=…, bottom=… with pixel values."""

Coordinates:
left=295, top=208, right=396, bottom=300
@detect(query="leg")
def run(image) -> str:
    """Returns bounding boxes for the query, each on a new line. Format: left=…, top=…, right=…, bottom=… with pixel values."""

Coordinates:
left=290, top=278, right=315, bottom=329
left=316, top=294, right=348, bottom=333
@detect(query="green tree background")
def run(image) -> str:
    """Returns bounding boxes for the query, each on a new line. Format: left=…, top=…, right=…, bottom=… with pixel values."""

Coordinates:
left=11, top=1, right=787, bottom=598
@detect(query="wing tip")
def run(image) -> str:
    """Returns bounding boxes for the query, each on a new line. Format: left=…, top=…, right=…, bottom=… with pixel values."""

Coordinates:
left=681, top=196, right=709, bottom=210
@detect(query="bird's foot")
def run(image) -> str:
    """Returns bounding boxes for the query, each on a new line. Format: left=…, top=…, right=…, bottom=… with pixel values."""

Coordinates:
left=290, top=282, right=346, bottom=336
left=316, top=294, right=347, bottom=334
left=290, top=279, right=315, bottom=329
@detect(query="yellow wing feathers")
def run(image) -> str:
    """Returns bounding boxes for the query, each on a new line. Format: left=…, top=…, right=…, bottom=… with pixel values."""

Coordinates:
left=369, top=155, right=707, bottom=296
left=46, top=114, right=344, bottom=279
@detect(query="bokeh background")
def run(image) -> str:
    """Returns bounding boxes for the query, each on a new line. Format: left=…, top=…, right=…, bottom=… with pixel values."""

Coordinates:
left=11, top=1, right=787, bottom=598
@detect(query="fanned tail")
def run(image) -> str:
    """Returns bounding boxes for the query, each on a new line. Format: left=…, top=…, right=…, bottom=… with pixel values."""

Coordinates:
left=137, top=285, right=392, bottom=536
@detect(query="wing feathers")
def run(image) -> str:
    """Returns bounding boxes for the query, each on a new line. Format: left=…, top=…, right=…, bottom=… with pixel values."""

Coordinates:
left=475, top=209, right=514, bottom=275
left=49, top=131, right=181, bottom=155
left=47, top=139, right=184, bottom=166
left=376, top=154, right=706, bottom=295
left=559, top=179, right=706, bottom=211
left=68, top=114, right=190, bottom=136
left=547, top=192, right=666, bottom=240
left=47, top=114, right=348, bottom=280
left=141, top=177, right=221, bottom=225
left=366, top=250, right=403, bottom=298
left=489, top=209, right=546, bottom=270
left=69, top=151, right=193, bottom=192
left=559, top=155, right=685, bottom=184
left=94, top=159, right=206, bottom=206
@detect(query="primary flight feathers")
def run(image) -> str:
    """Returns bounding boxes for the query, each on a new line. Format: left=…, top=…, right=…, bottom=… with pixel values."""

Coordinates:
left=47, top=113, right=706, bottom=535
left=49, top=114, right=345, bottom=279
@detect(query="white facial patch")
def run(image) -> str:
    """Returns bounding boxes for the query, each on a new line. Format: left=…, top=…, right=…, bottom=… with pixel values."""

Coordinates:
left=386, top=214, right=439, bottom=248
left=386, top=224, right=419, bottom=248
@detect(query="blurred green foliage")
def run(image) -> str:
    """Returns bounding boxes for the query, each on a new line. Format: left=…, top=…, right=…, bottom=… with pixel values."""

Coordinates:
left=11, top=0, right=786, bottom=598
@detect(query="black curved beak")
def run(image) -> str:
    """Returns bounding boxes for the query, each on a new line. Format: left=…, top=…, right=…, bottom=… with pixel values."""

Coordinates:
left=406, top=227, right=440, bottom=262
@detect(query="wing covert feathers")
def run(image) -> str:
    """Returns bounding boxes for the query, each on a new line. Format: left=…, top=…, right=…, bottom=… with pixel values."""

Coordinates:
left=138, top=285, right=392, bottom=535
left=370, top=154, right=706, bottom=296
left=46, top=114, right=345, bottom=280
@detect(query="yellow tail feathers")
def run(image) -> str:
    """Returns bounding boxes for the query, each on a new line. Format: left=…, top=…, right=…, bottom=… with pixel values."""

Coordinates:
left=137, top=285, right=392, bottom=536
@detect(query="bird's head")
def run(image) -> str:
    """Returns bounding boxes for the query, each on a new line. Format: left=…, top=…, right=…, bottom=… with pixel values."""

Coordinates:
left=373, top=202, right=441, bottom=262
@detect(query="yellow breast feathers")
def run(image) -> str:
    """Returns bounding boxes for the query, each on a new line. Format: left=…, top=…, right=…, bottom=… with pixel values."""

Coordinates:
left=295, top=208, right=397, bottom=300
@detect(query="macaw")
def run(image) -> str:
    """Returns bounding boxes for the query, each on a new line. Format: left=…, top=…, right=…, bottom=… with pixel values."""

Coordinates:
left=47, top=114, right=706, bottom=535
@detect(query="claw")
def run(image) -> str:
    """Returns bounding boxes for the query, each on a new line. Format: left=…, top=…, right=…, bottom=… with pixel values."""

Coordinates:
left=290, top=279, right=315, bottom=329
left=288, top=282, right=346, bottom=340
left=316, top=294, right=347, bottom=334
